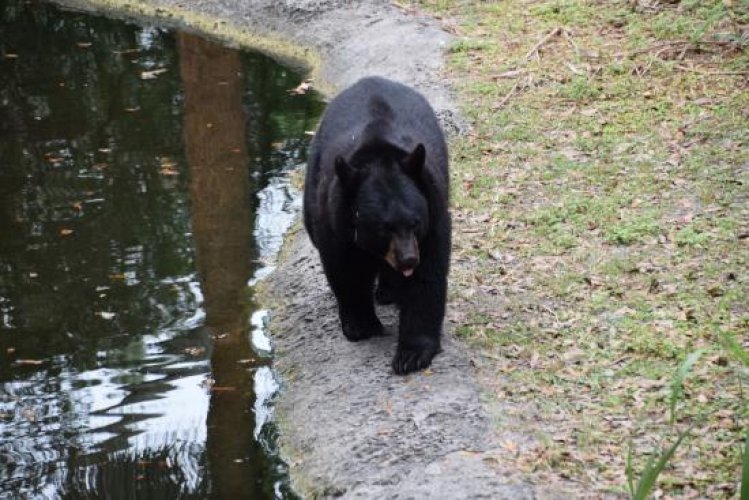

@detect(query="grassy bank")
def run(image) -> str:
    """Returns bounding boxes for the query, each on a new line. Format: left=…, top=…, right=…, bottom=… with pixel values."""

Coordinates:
left=412, top=0, right=748, bottom=496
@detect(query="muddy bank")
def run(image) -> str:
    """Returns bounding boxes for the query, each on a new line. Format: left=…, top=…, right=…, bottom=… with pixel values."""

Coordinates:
left=51, top=0, right=557, bottom=497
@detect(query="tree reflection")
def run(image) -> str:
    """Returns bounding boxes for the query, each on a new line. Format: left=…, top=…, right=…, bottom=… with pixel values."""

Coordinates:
left=0, top=0, right=320, bottom=496
left=178, top=33, right=276, bottom=498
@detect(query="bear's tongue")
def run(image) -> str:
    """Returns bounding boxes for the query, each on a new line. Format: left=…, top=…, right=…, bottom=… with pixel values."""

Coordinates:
left=402, top=268, right=414, bottom=278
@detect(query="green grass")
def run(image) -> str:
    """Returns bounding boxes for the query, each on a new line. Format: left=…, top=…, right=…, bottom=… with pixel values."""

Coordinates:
left=416, top=0, right=749, bottom=495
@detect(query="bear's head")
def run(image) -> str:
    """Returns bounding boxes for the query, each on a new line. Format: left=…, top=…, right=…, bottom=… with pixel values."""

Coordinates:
left=336, top=142, right=429, bottom=278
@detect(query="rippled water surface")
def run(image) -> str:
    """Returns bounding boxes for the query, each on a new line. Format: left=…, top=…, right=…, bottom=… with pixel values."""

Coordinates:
left=0, top=2, right=323, bottom=497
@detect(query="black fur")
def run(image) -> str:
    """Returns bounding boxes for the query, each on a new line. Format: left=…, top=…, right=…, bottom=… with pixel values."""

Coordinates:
left=303, top=76, right=451, bottom=375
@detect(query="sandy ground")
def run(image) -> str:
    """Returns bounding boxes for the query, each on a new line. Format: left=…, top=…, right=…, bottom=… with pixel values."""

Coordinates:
left=54, top=0, right=565, bottom=497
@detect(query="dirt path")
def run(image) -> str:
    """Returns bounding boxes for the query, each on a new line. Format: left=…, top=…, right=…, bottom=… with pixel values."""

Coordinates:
left=55, top=0, right=567, bottom=497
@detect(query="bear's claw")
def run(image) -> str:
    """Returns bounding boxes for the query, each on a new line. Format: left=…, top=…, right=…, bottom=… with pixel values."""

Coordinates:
left=392, top=343, right=438, bottom=375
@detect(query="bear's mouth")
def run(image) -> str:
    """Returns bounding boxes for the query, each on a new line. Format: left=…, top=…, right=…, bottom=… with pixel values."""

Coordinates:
left=401, top=267, right=414, bottom=278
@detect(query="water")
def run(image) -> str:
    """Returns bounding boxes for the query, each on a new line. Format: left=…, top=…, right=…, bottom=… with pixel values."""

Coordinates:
left=0, top=1, right=323, bottom=497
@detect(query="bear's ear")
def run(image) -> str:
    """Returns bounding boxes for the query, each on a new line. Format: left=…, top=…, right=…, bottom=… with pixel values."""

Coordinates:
left=402, top=143, right=425, bottom=177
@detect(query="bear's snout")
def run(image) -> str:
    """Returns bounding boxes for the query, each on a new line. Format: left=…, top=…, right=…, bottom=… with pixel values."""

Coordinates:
left=385, top=234, right=420, bottom=277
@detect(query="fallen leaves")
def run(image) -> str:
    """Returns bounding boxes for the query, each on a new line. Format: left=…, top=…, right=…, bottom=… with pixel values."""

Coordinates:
left=424, top=0, right=749, bottom=494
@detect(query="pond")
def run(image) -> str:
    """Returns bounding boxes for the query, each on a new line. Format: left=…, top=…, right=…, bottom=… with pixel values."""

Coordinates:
left=0, top=1, right=323, bottom=497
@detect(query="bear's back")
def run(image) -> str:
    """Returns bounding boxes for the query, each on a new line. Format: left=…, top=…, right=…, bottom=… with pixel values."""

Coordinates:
left=313, top=77, right=447, bottom=184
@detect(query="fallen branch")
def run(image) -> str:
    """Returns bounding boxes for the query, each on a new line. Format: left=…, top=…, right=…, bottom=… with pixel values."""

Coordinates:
left=492, top=81, right=520, bottom=110
left=675, top=65, right=749, bottom=77
left=525, top=27, right=565, bottom=61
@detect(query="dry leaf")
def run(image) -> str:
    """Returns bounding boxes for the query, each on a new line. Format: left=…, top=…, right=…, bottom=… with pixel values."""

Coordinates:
left=16, top=359, right=43, bottom=366
left=184, top=347, right=205, bottom=357
left=140, top=68, right=168, bottom=80
left=288, top=80, right=312, bottom=95
left=22, top=408, right=37, bottom=422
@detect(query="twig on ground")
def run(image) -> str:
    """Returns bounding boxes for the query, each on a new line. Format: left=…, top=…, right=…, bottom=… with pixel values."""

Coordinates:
left=525, top=27, right=564, bottom=61
left=675, top=65, right=749, bottom=77
left=492, top=81, right=520, bottom=110
left=616, top=40, right=686, bottom=59
left=618, top=38, right=743, bottom=60
left=562, top=28, right=580, bottom=57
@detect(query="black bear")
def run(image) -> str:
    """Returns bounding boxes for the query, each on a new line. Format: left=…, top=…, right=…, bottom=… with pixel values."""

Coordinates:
left=303, top=76, right=451, bottom=375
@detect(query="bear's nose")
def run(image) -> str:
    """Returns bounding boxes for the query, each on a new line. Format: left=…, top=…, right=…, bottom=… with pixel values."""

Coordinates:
left=385, top=233, right=420, bottom=276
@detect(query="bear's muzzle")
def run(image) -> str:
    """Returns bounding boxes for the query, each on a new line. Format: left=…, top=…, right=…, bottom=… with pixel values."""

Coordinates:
left=385, top=234, right=419, bottom=277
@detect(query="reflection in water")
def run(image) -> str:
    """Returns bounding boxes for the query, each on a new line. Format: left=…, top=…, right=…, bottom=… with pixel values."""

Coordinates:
left=0, top=0, right=322, bottom=497
left=179, top=32, right=285, bottom=497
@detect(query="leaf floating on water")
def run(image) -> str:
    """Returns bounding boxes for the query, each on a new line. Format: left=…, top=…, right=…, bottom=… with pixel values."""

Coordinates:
left=159, top=157, right=177, bottom=168
left=160, top=167, right=179, bottom=176
left=16, top=359, right=43, bottom=366
left=76, top=42, right=92, bottom=48
left=212, top=386, right=237, bottom=392
left=288, top=79, right=312, bottom=95
left=158, top=156, right=179, bottom=176
left=22, top=408, right=37, bottom=422
left=113, top=48, right=140, bottom=55
left=59, top=228, right=74, bottom=236
left=4, top=53, right=18, bottom=59
left=140, top=68, right=168, bottom=80
left=44, top=152, right=63, bottom=164
left=124, top=107, right=140, bottom=112
left=97, top=311, right=116, bottom=320
left=184, top=347, right=205, bottom=357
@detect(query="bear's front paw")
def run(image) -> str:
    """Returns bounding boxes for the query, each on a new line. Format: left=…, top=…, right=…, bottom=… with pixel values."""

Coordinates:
left=341, top=317, right=384, bottom=342
left=392, top=338, right=439, bottom=375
